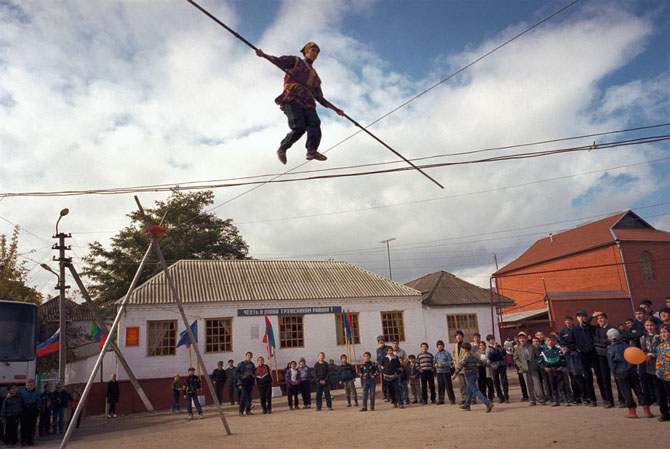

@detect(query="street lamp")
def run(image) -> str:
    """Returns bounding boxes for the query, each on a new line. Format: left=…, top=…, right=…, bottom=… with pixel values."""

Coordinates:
left=379, top=238, right=397, bottom=280
left=55, top=208, right=69, bottom=235
left=53, top=209, right=70, bottom=383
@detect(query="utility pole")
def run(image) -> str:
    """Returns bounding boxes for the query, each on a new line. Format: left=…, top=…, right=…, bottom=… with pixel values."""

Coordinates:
left=53, top=208, right=70, bottom=383
left=379, top=238, right=396, bottom=280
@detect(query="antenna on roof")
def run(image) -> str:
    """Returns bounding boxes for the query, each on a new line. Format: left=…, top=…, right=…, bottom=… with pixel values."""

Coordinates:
left=549, top=233, right=554, bottom=243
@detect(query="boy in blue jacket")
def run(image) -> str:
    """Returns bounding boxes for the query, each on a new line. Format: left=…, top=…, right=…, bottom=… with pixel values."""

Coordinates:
left=19, top=379, right=41, bottom=446
left=560, top=341, right=585, bottom=404
left=606, top=328, right=651, bottom=419
left=538, top=335, right=569, bottom=406
left=339, top=354, right=358, bottom=407
left=434, top=340, right=455, bottom=405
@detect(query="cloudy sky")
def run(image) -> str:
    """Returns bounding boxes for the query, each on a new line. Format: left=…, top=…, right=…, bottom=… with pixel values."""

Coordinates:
left=1, top=0, right=668, bottom=299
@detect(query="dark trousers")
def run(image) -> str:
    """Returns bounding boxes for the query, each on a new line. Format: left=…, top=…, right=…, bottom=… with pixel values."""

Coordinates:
left=239, top=378, right=254, bottom=413
left=420, top=371, right=436, bottom=403
left=656, top=377, right=670, bottom=418
left=227, top=381, right=235, bottom=405
left=569, top=373, right=586, bottom=402
left=186, top=393, right=203, bottom=416
left=280, top=101, right=322, bottom=153
left=639, top=368, right=657, bottom=405
left=545, top=369, right=568, bottom=403
left=215, top=382, right=225, bottom=404
left=492, top=367, right=509, bottom=400
left=287, top=384, right=300, bottom=408
left=315, top=381, right=332, bottom=409
left=362, top=379, right=376, bottom=409
left=436, top=373, right=455, bottom=403
left=20, top=406, right=38, bottom=445
left=39, top=407, right=51, bottom=435
left=518, top=371, right=529, bottom=399
left=597, top=354, right=615, bottom=404
left=108, top=399, right=117, bottom=415
left=387, top=378, right=400, bottom=406
left=300, top=380, right=311, bottom=406
left=258, top=384, right=272, bottom=412
left=4, top=416, right=19, bottom=445
left=577, top=350, right=600, bottom=402
left=382, top=378, right=390, bottom=399
left=616, top=370, right=645, bottom=408
left=172, top=390, right=180, bottom=411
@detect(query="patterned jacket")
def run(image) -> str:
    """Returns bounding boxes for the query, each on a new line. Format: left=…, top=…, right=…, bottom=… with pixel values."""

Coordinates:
left=537, top=345, right=566, bottom=369
left=656, top=341, right=670, bottom=381
left=265, top=55, right=330, bottom=110
left=359, top=361, right=380, bottom=381
left=640, top=333, right=662, bottom=375
left=453, top=352, right=482, bottom=376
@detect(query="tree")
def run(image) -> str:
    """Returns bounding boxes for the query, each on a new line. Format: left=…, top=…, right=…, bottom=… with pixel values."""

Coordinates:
left=0, top=225, right=43, bottom=304
left=82, top=191, right=249, bottom=316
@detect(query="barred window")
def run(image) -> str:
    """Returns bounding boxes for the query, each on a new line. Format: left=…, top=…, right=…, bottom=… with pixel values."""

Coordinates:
left=205, top=318, right=233, bottom=353
left=335, top=312, right=361, bottom=345
left=147, top=320, right=176, bottom=356
left=446, top=314, right=479, bottom=344
left=381, top=311, right=405, bottom=342
left=279, top=315, right=304, bottom=348
left=640, top=251, right=655, bottom=281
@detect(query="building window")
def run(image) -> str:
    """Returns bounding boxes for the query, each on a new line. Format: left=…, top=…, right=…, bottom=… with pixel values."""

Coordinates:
left=147, top=320, right=177, bottom=356
left=335, top=312, right=361, bottom=345
left=640, top=251, right=655, bottom=281
left=381, top=311, right=405, bottom=342
left=446, top=314, right=479, bottom=344
left=205, top=318, right=233, bottom=353
left=279, top=315, right=304, bottom=348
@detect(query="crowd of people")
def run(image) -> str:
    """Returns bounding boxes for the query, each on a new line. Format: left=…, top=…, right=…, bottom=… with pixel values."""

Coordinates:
left=2, top=299, right=669, bottom=446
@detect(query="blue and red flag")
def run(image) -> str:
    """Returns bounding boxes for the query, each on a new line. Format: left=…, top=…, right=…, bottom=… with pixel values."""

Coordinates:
left=262, top=315, right=275, bottom=359
left=343, top=309, right=353, bottom=344
left=177, top=320, right=198, bottom=349
left=36, top=329, right=60, bottom=358
left=91, top=322, right=107, bottom=349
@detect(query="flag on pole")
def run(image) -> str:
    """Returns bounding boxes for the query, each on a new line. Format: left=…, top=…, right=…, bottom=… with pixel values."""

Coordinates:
left=36, top=329, right=60, bottom=358
left=91, top=322, right=107, bottom=349
left=262, top=315, right=275, bottom=359
left=177, top=320, right=198, bottom=349
left=343, top=310, right=353, bottom=344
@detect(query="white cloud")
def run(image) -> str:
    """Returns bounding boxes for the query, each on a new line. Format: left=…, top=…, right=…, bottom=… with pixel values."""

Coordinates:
left=0, top=0, right=668, bottom=298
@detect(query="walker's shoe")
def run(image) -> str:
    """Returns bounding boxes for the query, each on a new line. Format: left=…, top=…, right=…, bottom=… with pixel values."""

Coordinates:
left=529, top=401, right=536, bottom=406
left=552, top=402, right=559, bottom=407
left=277, top=148, right=287, bottom=165
left=359, top=408, right=367, bottom=412
left=642, top=405, right=654, bottom=418
left=486, top=403, right=494, bottom=413
left=459, top=404, right=469, bottom=410
left=189, top=414, right=194, bottom=420
left=198, top=414, right=204, bottom=419
left=626, top=407, right=638, bottom=419
left=306, top=151, right=327, bottom=161
left=238, top=411, right=244, bottom=417
left=603, top=401, right=613, bottom=408
left=658, top=414, right=670, bottom=422
left=460, top=405, right=471, bottom=411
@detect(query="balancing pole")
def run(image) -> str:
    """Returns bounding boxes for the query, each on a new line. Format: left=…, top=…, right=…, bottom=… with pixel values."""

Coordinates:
left=134, top=196, right=232, bottom=435
left=184, top=0, right=444, bottom=190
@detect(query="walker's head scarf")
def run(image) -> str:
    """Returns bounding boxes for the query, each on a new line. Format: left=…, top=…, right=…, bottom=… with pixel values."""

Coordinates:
left=300, top=42, right=320, bottom=55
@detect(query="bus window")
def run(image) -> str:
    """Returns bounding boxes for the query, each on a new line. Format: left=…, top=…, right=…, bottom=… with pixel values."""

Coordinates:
left=0, top=302, right=37, bottom=362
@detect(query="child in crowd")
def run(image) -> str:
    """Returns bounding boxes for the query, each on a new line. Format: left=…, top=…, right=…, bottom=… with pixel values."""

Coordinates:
left=171, top=374, right=181, bottom=413
left=640, top=319, right=661, bottom=410
left=607, top=329, right=650, bottom=418
left=531, top=337, right=548, bottom=404
left=255, top=356, right=272, bottom=414
left=51, top=382, right=71, bottom=434
left=1, top=385, right=22, bottom=447
left=328, top=359, right=340, bottom=391
left=382, top=347, right=404, bottom=408
left=486, top=335, right=509, bottom=403
left=314, top=352, right=333, bottom=411
left=477, top=342, right=495, bottom=402
left=184, top=367, right=204, bottom=420
left=417, top=342, right=436, bottom=405
left=656, top=324, right=670, bottom=421
left=359, top=351, right=379, bottom=412
left=297, top=358, right=312, bottom=408
left=285, top=361, right=301, bottom=410
left=538, top=335, right=569, bottom=407
left=514, top=332, right=542, bottom=406
left=452, top=331, right=468, bottom=403
left=39, top=383, right=53, bottom=436
left=19, top=381, right=44, bottom=444
left=560, top=341, right=585, bottom=404
left=407, top=355, right=421, bottom=404
left=225, top=360, right=236, bottom=405
left=434, top=340, right=455, bottom=405
left=398, top=356, right=410, bottom=405
left=453, top=343, right=493, bottom=412
left=339, top=354, right=358, bottom=407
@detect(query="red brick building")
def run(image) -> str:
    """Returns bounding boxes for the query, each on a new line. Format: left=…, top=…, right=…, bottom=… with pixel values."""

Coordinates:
left=493, top=210, right=670, bottom=328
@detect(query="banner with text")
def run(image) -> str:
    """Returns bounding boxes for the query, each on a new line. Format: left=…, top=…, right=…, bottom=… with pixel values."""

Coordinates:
left=237, top=306, right=342, bottom=317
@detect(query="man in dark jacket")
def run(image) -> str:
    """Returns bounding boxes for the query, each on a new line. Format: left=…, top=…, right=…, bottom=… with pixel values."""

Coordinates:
left=591, top=311, right=616, bottom=407
left=486, top=335, right=509, bottom=403
left=569, top=310, right=602, bottom=406
left=211, top=361, right=227, bottom=404
left=382, top=347, right=404, bottom=408
left=376, top=335, right=392, bottom=401
left=184, top=367, right=204, bottom=419
left=225, top=360, right=236, bottom=405
left=19, top=379, right=41, bottom=446
left=314, top=352, right=333, bottom=411
left=236, top=352, right=256, bottom=416
left=559, top=316, right=575, bottom=349
left=106, top=374, right=120, bottom=418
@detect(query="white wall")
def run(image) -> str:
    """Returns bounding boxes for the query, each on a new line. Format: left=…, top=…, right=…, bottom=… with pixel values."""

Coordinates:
left=422, top=304, right=501, bottom=353
left=107, top=296, right=427, bottom=381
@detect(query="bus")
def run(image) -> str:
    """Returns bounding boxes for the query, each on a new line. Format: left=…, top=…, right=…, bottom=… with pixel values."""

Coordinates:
left=0, top=300, right=37, bottom=397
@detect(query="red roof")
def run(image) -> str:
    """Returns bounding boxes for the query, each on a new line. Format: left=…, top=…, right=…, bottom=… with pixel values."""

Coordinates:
left=494, top=210, right=669, bottom=276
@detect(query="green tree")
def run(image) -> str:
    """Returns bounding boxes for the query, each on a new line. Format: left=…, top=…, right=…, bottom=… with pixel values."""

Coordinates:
left=82, top=191, right=249, bottom=316
left=0, top=225, right=43, bottom=304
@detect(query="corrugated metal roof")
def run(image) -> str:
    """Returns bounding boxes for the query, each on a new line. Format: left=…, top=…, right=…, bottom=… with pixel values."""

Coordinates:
left=119, top=260, right=422, bottom=305
left=500, top=308, right=548, bottom=323
left=405, top=271, right=514, bottom=306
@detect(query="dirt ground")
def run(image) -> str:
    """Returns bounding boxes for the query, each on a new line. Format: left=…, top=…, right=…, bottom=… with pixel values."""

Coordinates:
left=41, top=383, right=664, bottom=449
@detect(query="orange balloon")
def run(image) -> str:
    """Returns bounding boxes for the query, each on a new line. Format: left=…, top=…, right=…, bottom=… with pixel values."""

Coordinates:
left=624, top=346, right=647, bottom=365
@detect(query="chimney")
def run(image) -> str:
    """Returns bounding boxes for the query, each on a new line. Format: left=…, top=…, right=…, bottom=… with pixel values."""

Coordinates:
left=549, top=233, right=554, bottom=243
